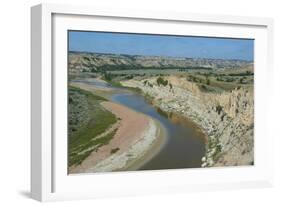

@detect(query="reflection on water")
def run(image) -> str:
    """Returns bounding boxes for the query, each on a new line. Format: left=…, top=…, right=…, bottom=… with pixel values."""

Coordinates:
left=111, top=93, right=205, bottom=170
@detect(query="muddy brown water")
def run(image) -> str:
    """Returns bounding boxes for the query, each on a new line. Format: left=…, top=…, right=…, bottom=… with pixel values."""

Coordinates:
left=111, top=93, right=206, bottom=170
left=73, top=79, right=206, bottom=170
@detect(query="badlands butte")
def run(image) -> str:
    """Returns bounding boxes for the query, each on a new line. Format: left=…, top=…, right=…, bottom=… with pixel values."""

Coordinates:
left=69, top=51, right=254, bottom=170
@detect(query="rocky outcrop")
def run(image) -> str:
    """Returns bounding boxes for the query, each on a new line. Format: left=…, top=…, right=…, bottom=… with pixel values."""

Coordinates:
left=121, top=76, right=254, bottom=167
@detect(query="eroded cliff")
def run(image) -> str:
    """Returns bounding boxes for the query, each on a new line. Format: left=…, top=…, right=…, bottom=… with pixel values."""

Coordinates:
left=121, top=75, right=254, bottom=167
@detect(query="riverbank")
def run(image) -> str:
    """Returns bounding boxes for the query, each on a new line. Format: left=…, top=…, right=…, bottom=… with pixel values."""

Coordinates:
left=69, top=100, right=166, bottom=173
left=68, top=86, right=118, bottom=167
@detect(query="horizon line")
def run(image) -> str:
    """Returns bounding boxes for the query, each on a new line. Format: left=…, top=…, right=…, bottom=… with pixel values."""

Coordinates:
left=69, top=50, right=253, bottom=62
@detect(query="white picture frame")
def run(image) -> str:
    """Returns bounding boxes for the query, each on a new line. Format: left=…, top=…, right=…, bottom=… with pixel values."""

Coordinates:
left=31, top=3, right=274, bottom=202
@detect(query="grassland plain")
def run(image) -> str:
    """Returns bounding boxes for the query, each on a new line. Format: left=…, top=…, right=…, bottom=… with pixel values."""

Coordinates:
left=68, top=86, right=118, bottom=167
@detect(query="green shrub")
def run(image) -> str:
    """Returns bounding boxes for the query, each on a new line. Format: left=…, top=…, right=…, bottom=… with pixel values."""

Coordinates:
left=156, top=77, right=168, bottom=86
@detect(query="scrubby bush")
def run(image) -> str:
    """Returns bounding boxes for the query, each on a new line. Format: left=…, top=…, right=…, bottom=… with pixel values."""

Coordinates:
left=110, top=148, right=120, bottom=154
left=156, top=77, right=168, bottom=86
left=215, top=105, right=223, bottom=115
left=201, top=84, right=207, bottom=90
left=239, top=77, right=246, bottom=84
left=169, top=83, right=173, bottom=90
left=103, top=72, right=112, bottom=81
left=125, top=75, right=134, bottom=80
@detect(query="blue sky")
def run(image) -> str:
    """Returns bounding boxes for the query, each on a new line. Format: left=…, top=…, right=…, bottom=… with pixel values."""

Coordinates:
left=69, top=31, right=254, bottom=61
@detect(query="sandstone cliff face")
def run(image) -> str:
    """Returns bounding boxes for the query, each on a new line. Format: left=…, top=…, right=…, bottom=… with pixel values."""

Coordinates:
left=121, top=76, right=254, bottom=167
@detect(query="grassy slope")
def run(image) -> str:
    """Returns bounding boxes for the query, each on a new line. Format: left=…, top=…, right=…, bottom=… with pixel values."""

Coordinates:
left=185, top=72, right=253, bottom=92
left=68, top=86, right=117, bottom=167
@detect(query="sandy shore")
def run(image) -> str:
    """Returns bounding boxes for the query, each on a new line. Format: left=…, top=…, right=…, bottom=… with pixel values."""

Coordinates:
left=69, top=101, right=165, bottom=174
left=70, top=78, right=122, bottom=99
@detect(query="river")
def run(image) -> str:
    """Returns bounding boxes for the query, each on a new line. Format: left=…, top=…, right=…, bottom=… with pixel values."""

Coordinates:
left=73, top=78, right=206, bottom=170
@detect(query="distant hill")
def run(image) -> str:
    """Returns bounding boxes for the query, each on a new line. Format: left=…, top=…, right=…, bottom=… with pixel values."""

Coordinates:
left=68, top=51, right=253, bottom=73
